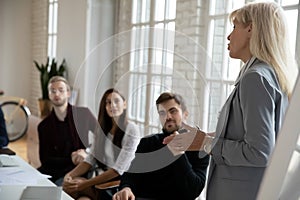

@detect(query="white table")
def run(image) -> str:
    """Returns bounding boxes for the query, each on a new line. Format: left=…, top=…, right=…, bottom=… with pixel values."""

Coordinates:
left=0, top=155, right=73, bottom=200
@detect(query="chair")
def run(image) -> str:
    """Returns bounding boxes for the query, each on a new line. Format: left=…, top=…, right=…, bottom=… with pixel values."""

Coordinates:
left=26, top=115, right=42, bottom=168
left=95, top=180, right=120, bottom=190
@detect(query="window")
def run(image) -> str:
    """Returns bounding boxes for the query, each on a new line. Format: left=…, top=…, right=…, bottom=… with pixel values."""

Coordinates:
left=204, top=0, right=246, bottom=131
left=118, top=0, right=299, bottom=136
left=279, top=0, right=299, bottom=59
left=48, top=0, right=58, bottom=59
left=205, top=0, right=299, bottom=131
left=128, top=0, right=177, bottom=135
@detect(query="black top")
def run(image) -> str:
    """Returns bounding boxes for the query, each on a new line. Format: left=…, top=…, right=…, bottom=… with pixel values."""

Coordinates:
left=120, top=132, right=209, bottom=200
left=37, top=104, right=98, bottom=183
left=0, top=107, right=9, bottom=148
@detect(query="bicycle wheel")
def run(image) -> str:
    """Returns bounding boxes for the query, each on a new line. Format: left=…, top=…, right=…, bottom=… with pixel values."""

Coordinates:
left=0, top=101, right=31, bottom=142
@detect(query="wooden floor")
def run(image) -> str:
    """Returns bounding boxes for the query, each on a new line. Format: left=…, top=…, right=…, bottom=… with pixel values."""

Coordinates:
left=8, top=134, right=28, bottom=162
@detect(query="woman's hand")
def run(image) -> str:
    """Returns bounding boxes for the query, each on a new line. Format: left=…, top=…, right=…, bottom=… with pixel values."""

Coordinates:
left=63, top=176, right=88, bottom=193
left=112, top=187, right=135, bottom=200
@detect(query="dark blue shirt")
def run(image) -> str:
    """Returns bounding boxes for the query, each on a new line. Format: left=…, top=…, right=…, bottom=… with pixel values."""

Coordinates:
left=0, top=107, right=9, bottom=148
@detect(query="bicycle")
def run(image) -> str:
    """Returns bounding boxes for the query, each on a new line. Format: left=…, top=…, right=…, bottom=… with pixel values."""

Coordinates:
left=0, top=90, right=31, bottom=142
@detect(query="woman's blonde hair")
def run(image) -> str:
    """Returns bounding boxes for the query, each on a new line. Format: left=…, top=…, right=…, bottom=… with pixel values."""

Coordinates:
left=230, top=2, right=298, bottom=98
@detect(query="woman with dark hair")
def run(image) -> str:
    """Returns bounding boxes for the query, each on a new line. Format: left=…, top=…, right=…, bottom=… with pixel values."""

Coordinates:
left=63, top=88, right=140, bottom=200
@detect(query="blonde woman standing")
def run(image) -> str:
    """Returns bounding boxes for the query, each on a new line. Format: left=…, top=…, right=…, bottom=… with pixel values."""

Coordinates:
left=164, top=2, right=298, bottom=200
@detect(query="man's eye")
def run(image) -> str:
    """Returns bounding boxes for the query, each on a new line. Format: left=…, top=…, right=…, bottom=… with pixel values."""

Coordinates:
left=159, top=112, right=166, bottom=116
left=170, top=109, right=178, bottom=114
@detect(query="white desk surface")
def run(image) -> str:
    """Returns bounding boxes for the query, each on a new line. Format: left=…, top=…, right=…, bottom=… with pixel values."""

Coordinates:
left=0, top=155, right=73, bottom=200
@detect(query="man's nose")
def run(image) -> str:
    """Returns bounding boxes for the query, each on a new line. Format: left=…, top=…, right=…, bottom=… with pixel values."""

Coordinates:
left=166, top=111, right=172, bottom=119
left=52, top=91, right=60, bottom=96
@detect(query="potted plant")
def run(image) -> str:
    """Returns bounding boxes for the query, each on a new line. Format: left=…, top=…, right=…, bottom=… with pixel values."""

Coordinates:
left=34, top=57, right=67, bottom=118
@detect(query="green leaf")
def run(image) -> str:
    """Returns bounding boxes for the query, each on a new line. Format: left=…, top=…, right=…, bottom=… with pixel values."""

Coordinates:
left=34, top=57, right=67, bottom=99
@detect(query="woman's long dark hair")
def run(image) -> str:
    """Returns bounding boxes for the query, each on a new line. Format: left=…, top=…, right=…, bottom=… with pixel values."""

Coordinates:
left=98, top=88, right=128, bottom=148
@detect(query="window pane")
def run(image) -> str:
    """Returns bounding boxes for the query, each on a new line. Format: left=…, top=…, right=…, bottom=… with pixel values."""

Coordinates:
left=155, top=0, right=165, bottom=21
left=129, top=74, right=138, bottom=118
left=48, top=36, right=53, bottom=58
left=53, top=2, right=58, bottom=33
left=128, top=0, right=176, bottom=132
left=207, top=82, right=224, bottom=131
left=130, top=27, right=149, bottom=72
left=142, top=0, right=151, bottom=23
left=138, top=75, right=147, bottom=120
left=281, top=0, right=299, bottom=6
left=48, top=0, right=58, bottom=58
left=129, top=74, right=147, bottom=121
left=210, top=0, right=226, bottom=15
left=284, top=9, right=298, bottom=58
left=48, top=35, right=57, bottom=59
left=48, top=4, right=53, bottom=33
left=165, top=21, right=175, bottom=31
left=210, top=0, right=245, bottom=15
left=165, top=51, right=174, bottom=71
left=132, top=0, right=151, bottom=23
left=210, top=18, right=226, bottom=79
left=165, top=0, right=176, bottom=19
left=227, top=58, right=241, bottom=81
left=132, top=0, right=137, bottom=23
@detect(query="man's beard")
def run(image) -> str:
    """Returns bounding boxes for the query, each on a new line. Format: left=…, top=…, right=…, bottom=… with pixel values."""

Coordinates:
left=162, top=123, right=180, bottom=135
left=52, top=98, right=67, bottom=107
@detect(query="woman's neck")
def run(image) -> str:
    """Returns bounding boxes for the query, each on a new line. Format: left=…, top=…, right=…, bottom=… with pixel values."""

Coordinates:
left=110, top=119, right=118, bottom=135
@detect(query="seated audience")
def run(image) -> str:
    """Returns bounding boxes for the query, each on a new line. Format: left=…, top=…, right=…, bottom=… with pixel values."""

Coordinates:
left=63, top=88, right=141, bottom=200
left=113, top=92, right=209, bottom=200
left=38, top=76, right=98, bottom=185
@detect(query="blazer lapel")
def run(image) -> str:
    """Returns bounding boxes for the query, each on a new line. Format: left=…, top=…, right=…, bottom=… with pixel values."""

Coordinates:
left=216, top=57, right=258, bottom=138
left=215, top=86, right=237, bottom=139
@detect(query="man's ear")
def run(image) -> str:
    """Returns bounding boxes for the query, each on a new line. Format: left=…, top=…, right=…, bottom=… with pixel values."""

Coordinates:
left=67, top=90, right=71, bottom=98
left=183, top=110, right=189, bottom=122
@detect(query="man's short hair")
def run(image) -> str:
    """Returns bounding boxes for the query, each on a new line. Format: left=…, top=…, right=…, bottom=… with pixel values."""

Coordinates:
left=48, top=76, right=70, bottom=91
left=156, top=92, right=187, bottom=112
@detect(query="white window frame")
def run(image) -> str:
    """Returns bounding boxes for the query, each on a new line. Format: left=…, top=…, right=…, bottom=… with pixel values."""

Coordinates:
left=48, top=0, right=58, bottom=59
left=118, top=0, right=300, bottom=136
left=127, top=0, right=177, bottom=135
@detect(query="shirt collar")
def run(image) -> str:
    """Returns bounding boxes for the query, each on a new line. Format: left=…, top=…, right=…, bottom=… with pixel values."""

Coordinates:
left=234, top=56, right=257, bottom=86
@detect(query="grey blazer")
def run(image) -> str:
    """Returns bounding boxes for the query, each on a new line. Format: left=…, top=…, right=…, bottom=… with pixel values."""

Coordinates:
left=206, top=58, right=289, bottom=200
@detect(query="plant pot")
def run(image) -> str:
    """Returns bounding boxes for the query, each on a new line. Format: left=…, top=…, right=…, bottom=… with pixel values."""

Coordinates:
left=38, top=99, right=52, bottom=119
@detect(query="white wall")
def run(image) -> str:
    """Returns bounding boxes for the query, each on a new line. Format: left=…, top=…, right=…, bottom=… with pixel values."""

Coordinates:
left=56, top=0, right=115, bottom=114
left=83, top=0, right=115, bottom=113
left=0, top=0, right=117, bottom=115
left=0, top=0, right=32, bottom=100
left=56, top=0, right=88, bottom=105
